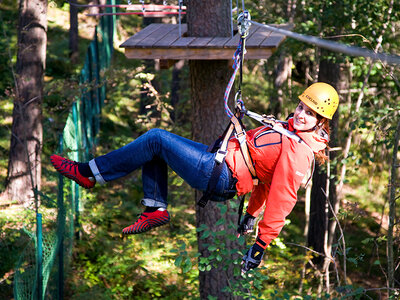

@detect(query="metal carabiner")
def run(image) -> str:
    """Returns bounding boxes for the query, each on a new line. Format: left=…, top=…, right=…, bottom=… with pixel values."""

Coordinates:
left=140, top=0, right=145, bottom=12
left=234, top=90, right=241, bottom=103
left=237, top=10, right=251, bottom=38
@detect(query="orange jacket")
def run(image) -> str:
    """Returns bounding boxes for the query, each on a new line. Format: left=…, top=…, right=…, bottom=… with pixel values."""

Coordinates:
left=225, top=118, right=328, bottom=249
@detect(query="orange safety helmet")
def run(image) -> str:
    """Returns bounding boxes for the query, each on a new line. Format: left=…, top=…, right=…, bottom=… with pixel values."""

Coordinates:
left=298, top=82, right=339, bottom=119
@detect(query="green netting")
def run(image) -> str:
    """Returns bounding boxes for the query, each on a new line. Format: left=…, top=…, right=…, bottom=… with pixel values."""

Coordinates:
left=14, top=1, right=117, bottom=299
left=14, top=227, right=58, bottom=300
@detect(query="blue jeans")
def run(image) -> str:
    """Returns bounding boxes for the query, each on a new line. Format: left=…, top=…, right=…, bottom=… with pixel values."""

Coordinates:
left=88, top=129, right=236, bottom=208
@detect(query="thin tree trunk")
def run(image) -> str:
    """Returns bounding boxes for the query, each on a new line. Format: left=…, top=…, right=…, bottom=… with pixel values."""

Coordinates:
left=319, top=58, right=341, bottom=291
left=387, top=117, right=400, bottom=293
left=337, top=0, right=394, bottom=198
left=270, top=0, right=296, bottom=118
left=270, top=54, right=292, bottom=118
left=69, top=0, right=79, bottom=63
left=4, top=0, right=47, bottom=205
left=308, top=57, right=341, bottom=293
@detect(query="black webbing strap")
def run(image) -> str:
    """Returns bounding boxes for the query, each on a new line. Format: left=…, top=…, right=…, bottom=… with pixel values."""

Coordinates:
left=197, top=161, right=224, bottom=208
left=197, top=122, right=234, bottom=208
left=237, top=194, right=246, bottom=226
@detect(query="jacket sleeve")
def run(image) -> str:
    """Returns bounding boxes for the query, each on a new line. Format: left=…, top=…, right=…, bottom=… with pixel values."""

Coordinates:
left=256, top=138, right=313, bottom=249
left=246, top=183, right=270, bottom=218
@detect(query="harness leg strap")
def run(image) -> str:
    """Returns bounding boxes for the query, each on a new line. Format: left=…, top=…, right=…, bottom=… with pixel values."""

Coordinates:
left=197, top=161, right=224, bottom=207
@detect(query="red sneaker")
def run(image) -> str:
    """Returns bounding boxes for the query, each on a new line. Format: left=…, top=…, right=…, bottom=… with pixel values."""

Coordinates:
left=122, top=209, right=170, bottom=234
left=50, top=154, right=95, bottom=189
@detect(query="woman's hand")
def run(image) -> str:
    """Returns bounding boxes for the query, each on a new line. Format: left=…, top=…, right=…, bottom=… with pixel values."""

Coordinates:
left=241, top=243, right=264, bottom=274
left=237, top=212, right=256, bottom=237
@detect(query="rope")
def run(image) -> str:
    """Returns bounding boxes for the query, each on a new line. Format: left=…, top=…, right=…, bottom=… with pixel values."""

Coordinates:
left=178, top=0, right=183, bottom=37
left=230, top=0, right=233, bottom=38
left=224, top=11, right=251, bottom=118
left=249, top=20, right=400, bottom=65
left=224, top=46, right=241, bottom=118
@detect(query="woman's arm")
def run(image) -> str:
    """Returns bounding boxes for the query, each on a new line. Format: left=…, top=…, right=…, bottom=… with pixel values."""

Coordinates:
left=256, top=138, right=313, bottom=249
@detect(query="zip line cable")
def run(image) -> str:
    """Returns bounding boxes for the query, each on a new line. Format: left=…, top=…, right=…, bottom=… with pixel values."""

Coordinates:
left=249, top=20, right=400, bottom=65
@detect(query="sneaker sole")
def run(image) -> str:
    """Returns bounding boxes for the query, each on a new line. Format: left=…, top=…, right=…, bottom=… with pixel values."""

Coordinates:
left=123, top=216, right=170, bottom=234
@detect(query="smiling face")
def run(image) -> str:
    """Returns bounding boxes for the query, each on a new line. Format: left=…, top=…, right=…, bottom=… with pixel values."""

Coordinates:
left=293, top=101, right=319, bottom=131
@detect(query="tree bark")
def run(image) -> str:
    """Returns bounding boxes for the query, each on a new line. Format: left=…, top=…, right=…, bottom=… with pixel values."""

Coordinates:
left=4, top=0, right=47, bottom=205
left=387, top=117, right=400, bottom=293
left=270, top=54, right=292, bottom=118
left=307, top=58, right=341, bottom=267
left=69, top=0, right=79, bottom=64
left=269, top=0, right=296, bottom=118
left=188, top=1, right=242, bottom=299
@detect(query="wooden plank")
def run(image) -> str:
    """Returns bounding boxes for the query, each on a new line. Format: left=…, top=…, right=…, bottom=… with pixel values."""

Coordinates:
left=120, top=23, right=162, bottom=47
left=259, top=24, right=292, bottom=47
left=138, top=24, right=176, bottom=47
left=124, top=47, right=275, bottom=60
left=171, top=36, right=196, bottom=47
left=120, top=23, right=287, bottom=59
left=207, top=36, right=231, bottom=48
left=260, top=33, right=285, bottom=47
left=246, top=26, right=273, bottom=48
left=188, top=37, right=213, bottom=48
left=153, top=24, right=187, bottom=48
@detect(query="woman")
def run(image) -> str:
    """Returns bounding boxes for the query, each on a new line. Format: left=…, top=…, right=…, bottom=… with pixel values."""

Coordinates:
left=51, top=82, right=339, bottom=273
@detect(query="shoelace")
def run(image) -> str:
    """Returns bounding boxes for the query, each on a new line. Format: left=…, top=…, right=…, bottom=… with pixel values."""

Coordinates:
left=60, top=159, right=78, bottom=172
left=137, top=213, right=148, bottom=221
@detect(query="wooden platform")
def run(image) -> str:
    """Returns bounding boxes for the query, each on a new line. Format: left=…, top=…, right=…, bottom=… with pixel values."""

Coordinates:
left=120, top=23, right=290, bottom=60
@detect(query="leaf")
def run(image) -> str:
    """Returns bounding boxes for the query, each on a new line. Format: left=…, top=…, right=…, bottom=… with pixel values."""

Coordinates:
left=208, top=245, right=217, bottom=252
left=182, top=258, right=192, bottom=273
left=215, top=218, right=225, bottom=226
left=219, top=205, right=227, bottom=215
left=238, top=235, right=245, bottom=245
left=196, top=224, right=208, bottom=232
left=361, top=238, right=373, bottom=245
left=174, top=256, right=183, bottom=267
left=347, top=258, right=358, bottom=265
left=201, top=230, right=211, bottom=239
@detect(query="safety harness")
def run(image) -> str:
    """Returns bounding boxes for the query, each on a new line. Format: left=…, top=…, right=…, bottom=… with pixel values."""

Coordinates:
left=197, top=11, right=315, bottom=226
left=197, top=10, right=255, bottom=209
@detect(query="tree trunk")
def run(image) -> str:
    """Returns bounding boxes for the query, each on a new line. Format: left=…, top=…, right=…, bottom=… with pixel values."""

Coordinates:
left=69, top=0, right=79, bottom=63
left=307, top=58, right=341, bottom=266
left=4, top=0, right=47, bottom=205
left=270, top=0, right=296, bottom=118
left=188, top=1, right=242, bottom=299
left=387, top=117, right=400, bottom=293
left=307, top=163, right=327, bottom=265
left=170, top=60, right=185, bottom=122
left=270, top=54, right=292, bottom=118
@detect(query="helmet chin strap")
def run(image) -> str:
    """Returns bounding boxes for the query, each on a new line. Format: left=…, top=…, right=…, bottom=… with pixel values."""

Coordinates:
left=298, top=119, right=330, bottom=142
